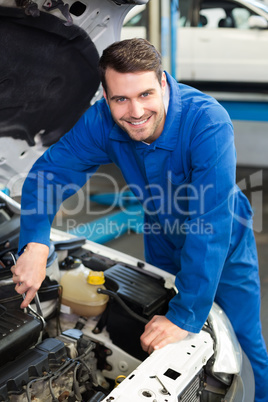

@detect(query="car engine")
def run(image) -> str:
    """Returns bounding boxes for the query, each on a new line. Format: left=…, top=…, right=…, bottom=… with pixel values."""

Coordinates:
left=0, top=234, right=178, bottom=401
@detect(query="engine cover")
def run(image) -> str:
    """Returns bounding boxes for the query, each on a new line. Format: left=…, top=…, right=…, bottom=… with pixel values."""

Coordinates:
left=0, top=306, right=42, bottom=368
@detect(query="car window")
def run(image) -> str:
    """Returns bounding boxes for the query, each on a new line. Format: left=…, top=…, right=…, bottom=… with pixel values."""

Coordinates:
left=198, top=0, right=259, bottom=29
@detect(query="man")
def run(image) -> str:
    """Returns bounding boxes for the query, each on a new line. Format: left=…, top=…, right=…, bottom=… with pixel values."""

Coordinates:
left=12, top=38, right=268, bottom=400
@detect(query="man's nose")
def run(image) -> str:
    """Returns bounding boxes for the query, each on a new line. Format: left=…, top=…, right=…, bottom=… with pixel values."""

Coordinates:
left=129, top=100, right=144, bottom=118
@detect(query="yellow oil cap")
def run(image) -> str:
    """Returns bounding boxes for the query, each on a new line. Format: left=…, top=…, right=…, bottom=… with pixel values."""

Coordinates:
left=87, top=270, right=105, bottom=285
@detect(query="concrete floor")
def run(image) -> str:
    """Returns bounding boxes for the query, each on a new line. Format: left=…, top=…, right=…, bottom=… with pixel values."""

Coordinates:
left=55, top=164, right=268, bottom=346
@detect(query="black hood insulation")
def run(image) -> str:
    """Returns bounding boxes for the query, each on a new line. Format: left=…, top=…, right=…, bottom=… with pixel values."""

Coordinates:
left=0, top=6, right=100, bottom=147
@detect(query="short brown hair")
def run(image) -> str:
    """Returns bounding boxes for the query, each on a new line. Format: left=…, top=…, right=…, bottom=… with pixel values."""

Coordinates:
left=99, top=38, right=163, bottom=93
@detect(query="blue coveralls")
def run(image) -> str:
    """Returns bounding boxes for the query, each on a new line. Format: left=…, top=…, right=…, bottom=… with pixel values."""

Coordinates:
left=19, top=72, right=268, bottom=400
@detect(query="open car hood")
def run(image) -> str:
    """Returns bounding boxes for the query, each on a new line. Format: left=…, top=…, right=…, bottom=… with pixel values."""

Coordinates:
left=0, top=0, right=148, bottom=195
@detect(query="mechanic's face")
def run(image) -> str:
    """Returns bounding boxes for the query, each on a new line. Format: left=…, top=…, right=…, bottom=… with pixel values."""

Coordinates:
left=103, top=69, right=166, bottom=144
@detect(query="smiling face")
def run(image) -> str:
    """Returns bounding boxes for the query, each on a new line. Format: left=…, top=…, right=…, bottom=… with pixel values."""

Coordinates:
left=103, top=68, right=167, bottom=144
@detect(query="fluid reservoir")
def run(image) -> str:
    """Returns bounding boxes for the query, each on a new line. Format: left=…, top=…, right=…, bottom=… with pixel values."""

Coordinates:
left=60, top=266, right=109, bottom=317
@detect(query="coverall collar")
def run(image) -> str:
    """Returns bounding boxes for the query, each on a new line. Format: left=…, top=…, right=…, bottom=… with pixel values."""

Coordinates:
left=109, top=72, right=182, bottom=151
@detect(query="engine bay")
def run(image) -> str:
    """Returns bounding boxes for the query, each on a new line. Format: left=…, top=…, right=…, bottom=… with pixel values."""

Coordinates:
left=0, top=205, right=247, bottom=401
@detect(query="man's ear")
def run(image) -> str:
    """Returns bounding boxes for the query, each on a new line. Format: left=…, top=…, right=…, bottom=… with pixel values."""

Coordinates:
left=161, top=72, right=167, bottom=95
left=103, top=87, right=108, bottom=103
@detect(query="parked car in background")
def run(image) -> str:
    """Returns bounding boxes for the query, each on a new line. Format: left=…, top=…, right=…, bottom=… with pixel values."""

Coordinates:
left=122, top=0, right=268, bottom=91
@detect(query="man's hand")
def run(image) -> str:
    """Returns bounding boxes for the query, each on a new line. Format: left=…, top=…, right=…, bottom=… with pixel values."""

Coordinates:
left=11, top=242, right=49, bottom=309
left=140, top=315, right=188, bottom=355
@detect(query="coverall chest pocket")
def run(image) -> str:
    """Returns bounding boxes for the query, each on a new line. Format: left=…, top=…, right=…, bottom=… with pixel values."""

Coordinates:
left=166, top=169, right=192, bottom=219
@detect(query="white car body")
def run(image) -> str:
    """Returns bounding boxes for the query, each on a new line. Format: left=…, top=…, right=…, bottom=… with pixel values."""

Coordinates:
left=178, top=0, right=268, bottom=85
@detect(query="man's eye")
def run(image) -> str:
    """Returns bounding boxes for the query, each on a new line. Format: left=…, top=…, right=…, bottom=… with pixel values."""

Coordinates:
left=117, top=97, right=126, bottom=103
left=141, top=92, right=150, bottom=98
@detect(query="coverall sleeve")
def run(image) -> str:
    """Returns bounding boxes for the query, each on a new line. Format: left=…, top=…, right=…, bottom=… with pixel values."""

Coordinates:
left=166, top=104, right=237, bottom=333
left=19, top=105, right=112, bottom=253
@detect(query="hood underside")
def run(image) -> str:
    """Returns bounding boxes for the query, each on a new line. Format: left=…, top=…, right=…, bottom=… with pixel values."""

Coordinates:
left=0, top=0, right=148, bottom=195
